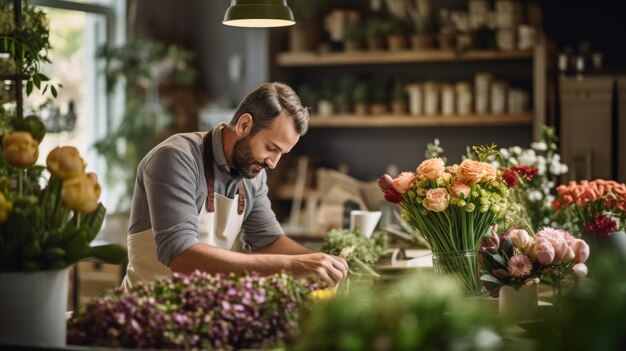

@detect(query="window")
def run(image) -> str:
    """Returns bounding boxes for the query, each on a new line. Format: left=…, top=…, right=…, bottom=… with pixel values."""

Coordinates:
left=26, top=0, right=126, bottom=210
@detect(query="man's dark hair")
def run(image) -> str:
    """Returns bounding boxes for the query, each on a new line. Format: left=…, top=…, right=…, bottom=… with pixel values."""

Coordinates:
left=230, top=82, right=309, bottom=136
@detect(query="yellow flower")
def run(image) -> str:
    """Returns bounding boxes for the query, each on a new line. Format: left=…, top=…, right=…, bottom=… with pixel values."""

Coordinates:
left=309, top=288, right=335, bottom=300
left=2, top=131, right=39, bottom=168
left=0, top=192, right=12, bottom=223
left=46, top=146, right=86, bottom=180
left=61, top=172, right=101, bottom=213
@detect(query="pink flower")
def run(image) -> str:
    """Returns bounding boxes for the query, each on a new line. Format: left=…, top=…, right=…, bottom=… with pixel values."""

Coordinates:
left=570, top=239, right=590, bottom=264
left=534, top=237, right=556, bottom=265
left=448, top=180, right=471, bottom=199
left=422, top=188, right=449, bottom=212
left=378, top=174, right=403, bottom=204
left=416, top=158, right=445, bottom=180
left=480, top=234, right=500, bottom=253
left=482, top=163, right=497, bottom=181
left=536, top=227, right=572, bottom=264
left=509, top=229, right=534, bottom=252
left=572, top=263, right=588, bottom=278
left=507, top=255, right=533, bottom=278
left=391, top=172, right=415, bottom=194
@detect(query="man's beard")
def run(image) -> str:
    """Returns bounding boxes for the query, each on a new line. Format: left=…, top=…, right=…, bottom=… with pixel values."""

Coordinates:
left=232, top=135, right=266, bottom=179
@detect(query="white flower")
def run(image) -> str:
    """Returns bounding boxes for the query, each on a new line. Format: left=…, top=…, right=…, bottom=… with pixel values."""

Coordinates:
left=492, top=161, right=500, bottom=169
left=528, top=190, right=542, bottom=201
left=531, top=141, right=547, bottom=151
left=511, top=146, right=522, bottom=155
left=549, top=162, right=562, bottom=175
left=519, top=149, right=537, bottom=165
left=500, top=148, right=510, bottom=158
left=537, top=163, right=546, bottom=175
left=560, top=164, right=569, bottom=174
left=536, top=155, right=546, bottom=165
left=547, top=181, right=555, bottom=188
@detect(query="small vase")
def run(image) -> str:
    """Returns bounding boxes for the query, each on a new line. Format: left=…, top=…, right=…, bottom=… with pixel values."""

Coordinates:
left=432, top=250, right=482, bottom=296
left=0, top=269, right=69, bottom=347
left=498, top=285, right=538, bottom=321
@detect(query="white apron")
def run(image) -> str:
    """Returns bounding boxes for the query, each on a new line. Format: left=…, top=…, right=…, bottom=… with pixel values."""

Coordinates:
left=121, top=131, right=246, bottom=290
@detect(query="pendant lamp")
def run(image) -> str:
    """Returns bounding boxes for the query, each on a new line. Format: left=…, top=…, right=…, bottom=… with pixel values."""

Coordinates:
left=223, top=0, right=295, bottom=28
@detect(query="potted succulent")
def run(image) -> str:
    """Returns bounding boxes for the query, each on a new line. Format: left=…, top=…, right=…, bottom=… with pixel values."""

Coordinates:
left=390, top=78, right=408, bottom=115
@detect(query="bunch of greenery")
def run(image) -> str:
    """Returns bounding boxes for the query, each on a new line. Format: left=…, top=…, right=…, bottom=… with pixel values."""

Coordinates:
left=293, top=272, right=502, bottom=351
left=288, top=0, right=331, bottom=21
left=321, top=228, right=387, bottom=278
left=0, top=3, right=59, bottom=97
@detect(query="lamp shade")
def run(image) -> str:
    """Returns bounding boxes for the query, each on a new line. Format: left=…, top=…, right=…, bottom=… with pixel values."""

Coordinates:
left=223, top=0, right=295, bottom=28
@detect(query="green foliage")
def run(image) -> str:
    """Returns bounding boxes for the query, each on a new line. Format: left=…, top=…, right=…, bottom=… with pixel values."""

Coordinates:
left=365, top=18, right=387, bottom=38
left=382, top=18, right=412, bottom=36
left=335, top=76, right=357, bottom=105
left=0, top=4, right=59, bottom=98
left=289, top=0, right=331, bottom=21
left=391, top=78, right=406, bottom=102
left=370, top=77, right=389, bottom=104
left=342, top=22, right=365, bottom=41
left=472, top=144, right=500, bottom=162
left=293, top=272, right=502, bottom=351
left=425, top=138, right=446, bottom=163
left=296, top=84, right=318, bottom=109
left=352, top=81, right=369, bottom=104
left=321, top=228, right=387, bottom=278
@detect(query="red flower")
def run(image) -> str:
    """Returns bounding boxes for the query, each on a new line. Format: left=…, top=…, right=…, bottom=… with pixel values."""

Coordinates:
left=502, top=168, right=519, bottom=188
left=384, top=191, right=403, bottom=204
left=378, top=174, right=403, bottom=204
left=511, top=165, right=538, bottom=182
left=584, top=214, right=617, bottom=237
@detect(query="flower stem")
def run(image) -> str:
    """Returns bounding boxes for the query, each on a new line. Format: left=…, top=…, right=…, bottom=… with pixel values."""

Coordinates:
left=18, top=169, right=23, bottom=195
left=76, top=213, right=81, bottom=229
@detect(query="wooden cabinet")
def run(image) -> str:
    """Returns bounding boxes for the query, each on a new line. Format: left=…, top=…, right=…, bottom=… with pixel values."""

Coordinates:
left=68, top=261, right=124, bottom=310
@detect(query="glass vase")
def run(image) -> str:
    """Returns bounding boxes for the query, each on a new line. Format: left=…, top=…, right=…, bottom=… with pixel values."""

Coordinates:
left=432, top=250, right=482, bottom=296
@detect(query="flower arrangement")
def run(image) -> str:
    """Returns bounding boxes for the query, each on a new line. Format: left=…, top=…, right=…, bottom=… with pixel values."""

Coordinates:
left=67, top=271, right=316, bottom=350
left=493, top=127, right=569, bottom=230
left=0, top=118, right=126, bottom=272
left=552, top=179, right=626, bottom=238
left=478, top=227, right=589, bottom=296
left=378, top=145, right=512, bottom=294
left=321, top=228, right=388, bottom=279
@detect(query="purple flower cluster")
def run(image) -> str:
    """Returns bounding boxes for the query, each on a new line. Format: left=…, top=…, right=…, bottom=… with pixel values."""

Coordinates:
left=67, top=271, right=316, bottom=350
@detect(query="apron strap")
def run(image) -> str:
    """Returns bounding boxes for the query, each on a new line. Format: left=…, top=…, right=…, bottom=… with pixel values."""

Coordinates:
left=203, top=129, right=246, bottom=214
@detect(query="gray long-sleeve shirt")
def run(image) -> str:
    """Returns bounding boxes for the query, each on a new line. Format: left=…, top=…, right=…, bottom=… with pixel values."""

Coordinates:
left=128, top=124, right=284, bottom=266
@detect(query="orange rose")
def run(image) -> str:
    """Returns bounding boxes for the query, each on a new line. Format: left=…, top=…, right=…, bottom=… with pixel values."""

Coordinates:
left=482, top=163, right=497, bottom=181
left=416, top=158, right=445, bottom=180
left=61, top=172, right=101, bottom=213
left=457, top=159, right=487, bottom=186
left=391, top=172, right=415, bottom=194
left=423, top=188, right=449, bottom=212
left=47, top=146, right=86, bottom=180
left=2, top=131, right=39, bottom=168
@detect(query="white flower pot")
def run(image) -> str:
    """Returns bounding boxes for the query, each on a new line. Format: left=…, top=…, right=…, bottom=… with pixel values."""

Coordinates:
left=498, top=284, right=538, bottom=321
left=0, top=269, right=69, bottom=347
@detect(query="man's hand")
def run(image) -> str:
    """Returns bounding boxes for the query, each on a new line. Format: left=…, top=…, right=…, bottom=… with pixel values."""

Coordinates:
left=289, top=253, right=349, bottom=287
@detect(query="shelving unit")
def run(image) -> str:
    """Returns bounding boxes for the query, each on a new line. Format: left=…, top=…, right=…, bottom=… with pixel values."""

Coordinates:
left=276, top=49, right=533, bottom=67
left=308, top=113, right=533, bottom=128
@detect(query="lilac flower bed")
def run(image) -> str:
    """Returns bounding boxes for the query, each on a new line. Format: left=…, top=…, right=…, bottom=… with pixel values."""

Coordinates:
left=67, top=271, right=315, bottom=350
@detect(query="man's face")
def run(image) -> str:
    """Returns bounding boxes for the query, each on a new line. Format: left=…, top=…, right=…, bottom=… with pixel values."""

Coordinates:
left=232, top=112, right=300, bottom=179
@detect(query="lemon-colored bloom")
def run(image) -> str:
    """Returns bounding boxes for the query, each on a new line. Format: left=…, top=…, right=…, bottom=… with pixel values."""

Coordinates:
left=309, top=288, right=335, bottom=300
left=61, top=172, right=101, bottom=213
left=47, top=146, right=86, bottom=180
left=2, top=131, right=39, bottom=168
left=0, top=192, right=12, bottom=223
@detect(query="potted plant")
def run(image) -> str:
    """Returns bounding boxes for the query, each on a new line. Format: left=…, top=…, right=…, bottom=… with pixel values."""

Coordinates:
left=288, top=0, right=331, bottom=52
left=352, top=81, right=369, bottom=116
left=335, top=76, right=357, bottom=114
left=370, top=78, right=389, bottom=115
left=390, top=78, right=407, bottom=115
left=317, top=81, right=335, bottom=117
left=365, top=18, right=387, bottom=51
left=342, top=22, right=365, bottom=52
left=406, top=0, right=436, bottom=50
left=383, top=18, right=411, bottom=52
left=297, top=84, right=318, bottom=114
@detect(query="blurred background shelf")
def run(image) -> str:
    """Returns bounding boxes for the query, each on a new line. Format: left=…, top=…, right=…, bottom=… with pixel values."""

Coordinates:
left=276, top=50, right=533, bottom=67
left=308, top=113, right=533, bottom=128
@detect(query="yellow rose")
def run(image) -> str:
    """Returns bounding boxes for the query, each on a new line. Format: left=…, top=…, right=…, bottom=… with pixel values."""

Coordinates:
left=0, top=192, right=12, bottom=223
left=61, top=172, right=101, bottom=213
left=416, top=157, right=445, bottom=180
left=2, top=131, right=39, bottom=168
left=423, top=188, right=450, bottom=212
left=46, top=146, right=86, bottom=180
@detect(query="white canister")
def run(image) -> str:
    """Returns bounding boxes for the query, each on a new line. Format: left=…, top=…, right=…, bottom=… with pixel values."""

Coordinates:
left=491, top=80, right=508, bottom=114
left=456, top=82, right=473, bottom=115
left=441, top=84, right=455, bottom=116
left=406, top=83, right=423, bottom=116
left=474, top=73, right=492, bottom=115
left=518, top=25, right=536, bottom=50
left=317, top=100, right=335, bottom=117
left=423, top=81, right=439, bottom=117
left=497, top=29, right=516, bottom=50
left=507, top=88, right=529, bottom=113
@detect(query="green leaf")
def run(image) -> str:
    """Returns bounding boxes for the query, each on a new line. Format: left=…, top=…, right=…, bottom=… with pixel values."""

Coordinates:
left=33, top=73, right=41, bottom=89
left=88, top=244, right=127, bottom=264
left=37, top=73, right=50, bottom=81
left=26, top=80, right=33, bottom=95
left=491, top=254, right=507, bottom=268
left=51, top=85, right=57, bottom=97
left=480, top=274, right=501, bottom=285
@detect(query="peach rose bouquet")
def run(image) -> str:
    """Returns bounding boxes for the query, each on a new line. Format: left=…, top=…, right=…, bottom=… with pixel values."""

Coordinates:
left=379, top=145, right=512, bottom=294
left=478, top=227, right=589, bottom=296
left=0, top=117, right=126, bottom=272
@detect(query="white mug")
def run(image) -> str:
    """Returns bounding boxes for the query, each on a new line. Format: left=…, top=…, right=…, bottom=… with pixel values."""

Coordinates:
left=350, top=210, right=382, bottom=238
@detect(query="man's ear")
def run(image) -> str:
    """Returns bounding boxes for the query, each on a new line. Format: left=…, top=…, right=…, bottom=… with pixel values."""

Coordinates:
left=235, top=113, right=253, bottom=137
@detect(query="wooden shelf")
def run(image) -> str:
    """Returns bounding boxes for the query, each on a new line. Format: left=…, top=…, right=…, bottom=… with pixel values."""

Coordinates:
left=276, top=50, right=533, bottom=67
left=307, top=113, right=534, bottom=128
